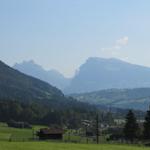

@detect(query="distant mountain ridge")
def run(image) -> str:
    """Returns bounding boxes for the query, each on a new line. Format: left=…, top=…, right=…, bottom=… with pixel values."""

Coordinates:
left=65, top=57, right=150, bottom=94
left=13, top=60, right=70, bottom=90
left=14, top=58, right=150, bottom=95
left=71, top=88, right=150, bottom=110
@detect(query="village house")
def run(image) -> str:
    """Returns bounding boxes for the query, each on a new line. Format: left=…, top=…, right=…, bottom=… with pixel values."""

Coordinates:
left=36, top=128, right=64, bottom=140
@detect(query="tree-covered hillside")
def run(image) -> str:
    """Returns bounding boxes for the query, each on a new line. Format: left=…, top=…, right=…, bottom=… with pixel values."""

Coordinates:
left=0, top=98, right=98, bottom=128
left=0, top=60, right=100, bottom=128
left=71, top=88, right=150, bottom=110
left=0, top=60, right=64, bottom=102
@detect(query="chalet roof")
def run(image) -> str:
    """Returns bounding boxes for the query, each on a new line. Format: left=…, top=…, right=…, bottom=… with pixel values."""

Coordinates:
left=39, top=128, right=64, bottom=135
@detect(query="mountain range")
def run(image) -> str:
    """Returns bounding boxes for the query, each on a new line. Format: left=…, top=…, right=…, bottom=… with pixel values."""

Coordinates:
left=13, top=57, right=150, bottom=94
left=13, top=60, right=70, bottom=90
left=13, top=57, right=150, bottom=99
left=1, top=58, right=150, bottom=111
left=65, top=57, right=150, bottom=94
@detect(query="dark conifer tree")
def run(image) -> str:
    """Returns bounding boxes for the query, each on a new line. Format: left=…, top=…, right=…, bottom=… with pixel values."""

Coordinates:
left=123, top=110, right=139, bottom=142
left=143, top=108, right=150, bottom=139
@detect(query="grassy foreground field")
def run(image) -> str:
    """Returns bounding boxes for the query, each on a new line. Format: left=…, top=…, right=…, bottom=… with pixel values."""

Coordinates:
left=0, top=142, right=149, bottom=150
left=0, top=123, right=149, bottom=150
left=0, top=122, right=33, bottom=141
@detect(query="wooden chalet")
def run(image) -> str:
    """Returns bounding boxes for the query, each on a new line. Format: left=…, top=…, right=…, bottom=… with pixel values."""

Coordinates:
left=36, top=128, right=64, bottom=140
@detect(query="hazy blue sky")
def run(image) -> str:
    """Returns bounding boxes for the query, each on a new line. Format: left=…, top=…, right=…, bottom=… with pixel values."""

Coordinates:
left=0, top=0, right=150, bottom=77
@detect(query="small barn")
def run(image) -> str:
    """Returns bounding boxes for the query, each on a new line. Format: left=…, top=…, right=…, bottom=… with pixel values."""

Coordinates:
left=36, top=128, right=64, bottom=140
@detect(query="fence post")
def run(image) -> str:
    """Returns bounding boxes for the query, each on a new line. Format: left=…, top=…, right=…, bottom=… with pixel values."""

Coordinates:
left=96, top=113, right=99, bottom=144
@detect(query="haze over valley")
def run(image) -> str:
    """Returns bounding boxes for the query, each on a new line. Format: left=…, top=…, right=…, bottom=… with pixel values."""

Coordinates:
left=12, top=57, right=150, bottom=110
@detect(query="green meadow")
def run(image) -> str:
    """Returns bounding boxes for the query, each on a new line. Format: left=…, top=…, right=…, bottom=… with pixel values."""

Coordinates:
left=0, top=122, right=149, bottom=150
left=0, top=142, right=149, bottom=150
left=0, top=123, right=32, bottom=141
